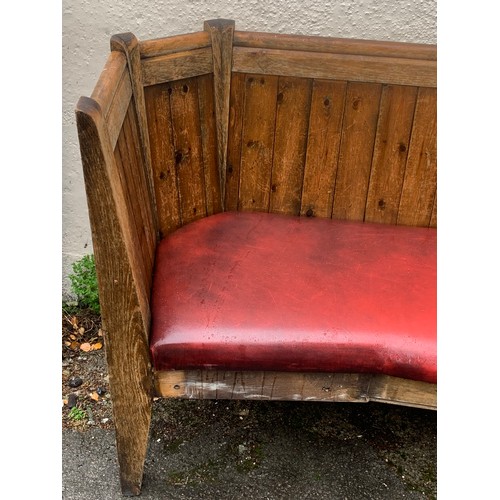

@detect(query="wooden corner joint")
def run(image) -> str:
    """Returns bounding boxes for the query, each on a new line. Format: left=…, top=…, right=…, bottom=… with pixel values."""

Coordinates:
left=110, top=32, right=139, bottom=54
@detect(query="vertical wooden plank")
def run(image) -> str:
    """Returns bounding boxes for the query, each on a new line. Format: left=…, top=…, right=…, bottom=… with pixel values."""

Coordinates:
left=111, top=33, right=160, bottom=238
left=270, top=76, right=312, bottom=215
left=144, top=84, right=181, bottom=237
left=239, top=74, right=279, bottom=211
left=365, top=85, right=418, bottom=224
left=397, top=87, right=437, bottom=227
left=76, top=97, right=153, bottom=496
left=197, top=74, right=222, bottom=215
left=333, top=82, right=382, bottom=221
left=169, top=77, right=207, bottom=225
left=120, top=102, right=156, bottom=275
left=113, top=112, right=150, bottom=295
left=225, top=73, right=246, bottom=211
left=301, top=79, right=347, bottom=218
left=204, top=19, right=235, bottom=208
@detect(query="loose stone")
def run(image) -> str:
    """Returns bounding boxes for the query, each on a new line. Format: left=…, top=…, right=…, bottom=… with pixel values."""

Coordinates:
left=67, top=393, right=78, bottom=408
left=68, top=376, right=83, bottom=388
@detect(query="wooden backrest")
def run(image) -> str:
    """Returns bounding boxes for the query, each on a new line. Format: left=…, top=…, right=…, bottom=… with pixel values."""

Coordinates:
left=225, top=31, right=436, bottom=228
left=139, top=21, right=437, bottom=237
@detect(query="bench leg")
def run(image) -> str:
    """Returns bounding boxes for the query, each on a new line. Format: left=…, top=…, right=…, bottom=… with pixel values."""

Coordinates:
left=114, top=389, right=152, bottom=496
left=104, top=317, right=153, bottom=496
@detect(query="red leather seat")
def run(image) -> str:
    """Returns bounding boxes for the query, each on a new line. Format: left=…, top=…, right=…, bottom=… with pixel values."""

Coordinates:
left=150, top=212, right=436, bottom=383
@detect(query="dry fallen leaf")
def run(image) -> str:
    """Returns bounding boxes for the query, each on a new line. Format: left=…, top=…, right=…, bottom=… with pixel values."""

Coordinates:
left=70, top=341, right=80, bottom=350
left=90, top=392, right=99, bottom=401
left=78, top=327, right=85, bottom=335
left=98, top=329, right=103, bottom=337
left=92, top=342, right=103, bottom=351
left=71, top=316, right=79, bottom=329
left=80, top=342, right=92, bottom=352
left=70, top=334, right=77, bottom=341
left=64, top=341, right=71, bottom=347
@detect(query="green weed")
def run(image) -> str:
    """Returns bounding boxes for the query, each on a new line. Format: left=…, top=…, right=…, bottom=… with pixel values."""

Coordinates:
left=68, top=254, right=100, bottom=314
left=68, top=407, right=87, bottom=421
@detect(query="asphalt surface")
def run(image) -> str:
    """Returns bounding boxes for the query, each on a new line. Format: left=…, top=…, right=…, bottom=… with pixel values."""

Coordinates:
left=62, top=398, right=436, bottom=499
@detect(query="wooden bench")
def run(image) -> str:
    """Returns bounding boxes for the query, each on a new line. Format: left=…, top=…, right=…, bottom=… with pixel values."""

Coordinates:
left=75, top=19, right=437, bottom=496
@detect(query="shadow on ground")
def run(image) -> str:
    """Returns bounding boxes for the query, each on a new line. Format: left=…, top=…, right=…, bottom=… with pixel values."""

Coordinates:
left=62, top=398, right=436, bottom=499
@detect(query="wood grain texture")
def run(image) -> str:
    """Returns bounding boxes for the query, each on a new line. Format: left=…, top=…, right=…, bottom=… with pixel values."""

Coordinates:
left=106, top=68, right=133, bottom=150
left=141, top=48, right=213, bottom=86
left=233, top=31, right=437, bottom=61
left=90, top=51, right=128, bottom=117
left=397, top=87, right=437, bottom=227
left=155, top=370, right=437, bottom=410
left=197, top=74, right=221, bottom=216
left=111, top=33, right=159, bottom=239
left=144, top=84, right=181, bottom=237
left=113, top=104, right=156, bottom=296
left=232, top=47, right=436, bottom=87
left=238, top=74, right=279, bottom=211
left=139, top=31, right=211, bottom=59
left=301, top=79, right=347, bottom=218
left=168, top=77, right=207, bottom=225
left=225, top=73, right=246, bottom=211
left=204, top=19, right=235, bottom=209
left=430, top=196, right=437, bottom=228
left=76, top=97, right=153, bottom=496
left=365, top=85, right=418, bottom=224
left=332, top=82, right=382, bottom=221
left=270, top=76, right=312, bottom=215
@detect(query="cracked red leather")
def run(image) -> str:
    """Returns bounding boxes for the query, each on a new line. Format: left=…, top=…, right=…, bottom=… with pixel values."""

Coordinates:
left=150, top=212, right=436, bottom=383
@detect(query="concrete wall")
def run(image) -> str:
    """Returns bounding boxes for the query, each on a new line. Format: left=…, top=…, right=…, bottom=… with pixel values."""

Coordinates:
left=62, top=0, right=436, bottom=296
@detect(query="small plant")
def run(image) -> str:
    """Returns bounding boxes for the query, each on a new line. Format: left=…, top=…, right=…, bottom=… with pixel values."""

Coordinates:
left=68, top=254, right=100, bottom=314
left=68, top=407, right=87, bottom=421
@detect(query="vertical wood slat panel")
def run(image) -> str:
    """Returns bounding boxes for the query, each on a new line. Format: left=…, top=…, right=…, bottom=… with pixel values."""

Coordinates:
left=270, top=77, right=312, bottom=215
left=113, top=102, right=156, bottom=294
left=113, top=144, right=149, bottom=298
left=168, top=77, right=207, bottom=224
left=365, top=85, right=418, bottom=224
left=301, top=79, right=347, bottom=218
left=123, top=102, right=157, bottom=274
left=197, top=73, right=222, bottom=216
left=332, top=82, right=382, bottom=221
left=144, top=84, right=181, bottom=237
left=111, top=34, right=160, bottom=242
left=238, top=74, right=279, bottom=211
left=145, top=73, right=435, bottom=228
left=397, top=87, right=437, bottom=227
left=225, top=73, right=246, bottom=211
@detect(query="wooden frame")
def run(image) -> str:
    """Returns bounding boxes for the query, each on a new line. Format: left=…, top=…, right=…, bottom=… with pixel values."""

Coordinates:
left=75, top=19, right=437, bottom=496
left=155, top=371, right=436, bottom=410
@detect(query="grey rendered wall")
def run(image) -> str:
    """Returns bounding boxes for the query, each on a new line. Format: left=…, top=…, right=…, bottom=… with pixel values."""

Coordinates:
left=62, top=0, right=437, bottom=296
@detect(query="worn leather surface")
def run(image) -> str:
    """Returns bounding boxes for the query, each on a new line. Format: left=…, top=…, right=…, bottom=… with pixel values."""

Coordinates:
left=150, top=212, right=436, bottom=383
